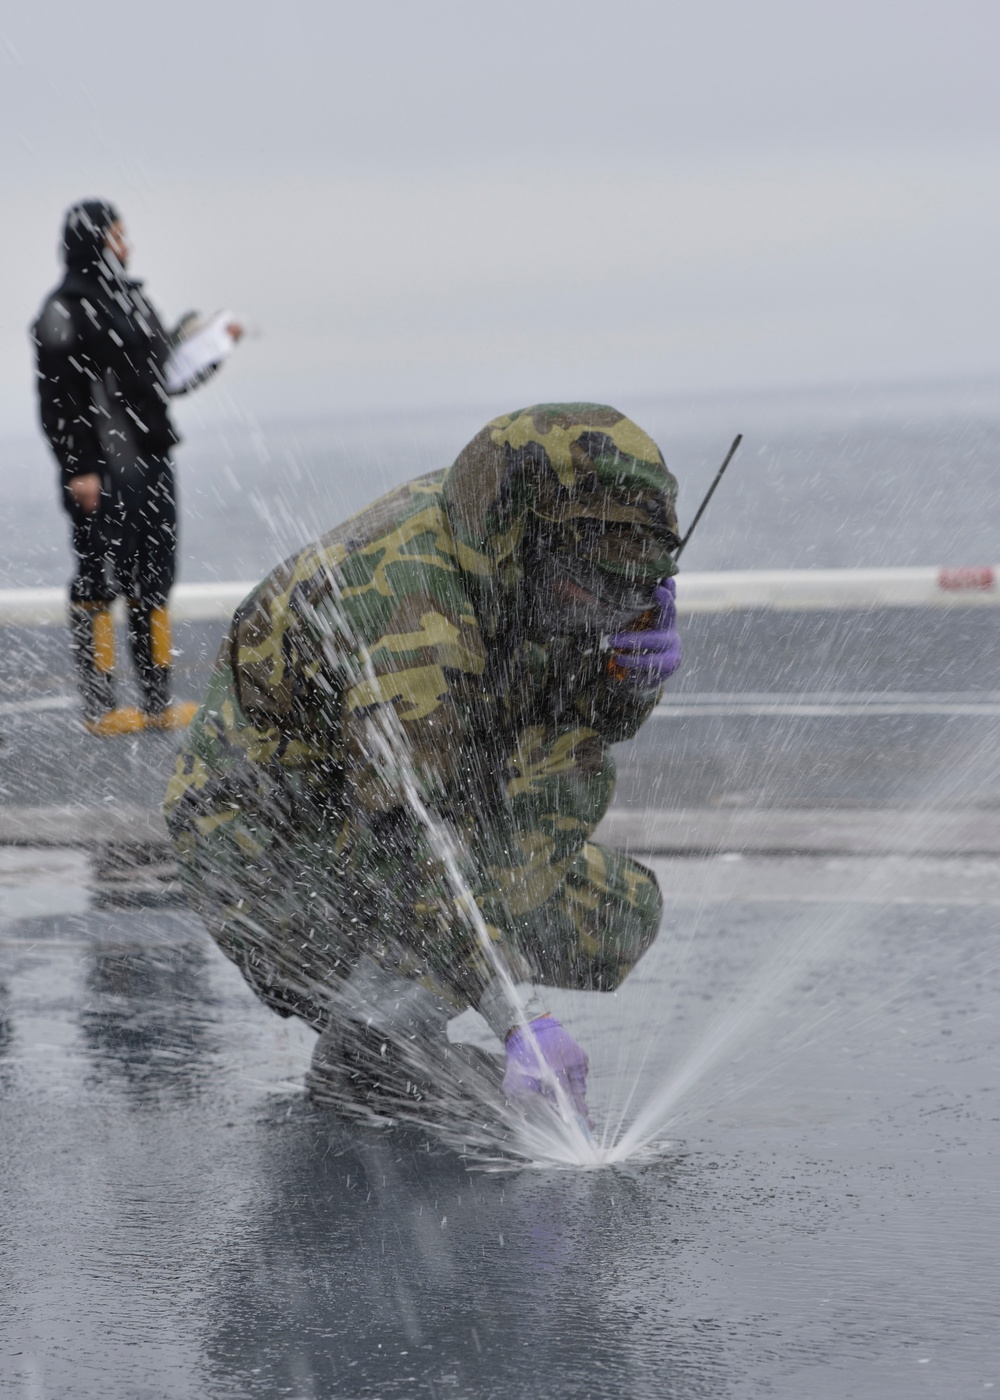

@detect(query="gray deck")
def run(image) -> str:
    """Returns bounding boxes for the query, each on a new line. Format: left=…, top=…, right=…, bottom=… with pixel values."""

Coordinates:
left=2, top=603, right=998, bottom=1397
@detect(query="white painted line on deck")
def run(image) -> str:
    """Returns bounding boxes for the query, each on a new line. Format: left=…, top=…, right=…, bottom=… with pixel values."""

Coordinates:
left=660, top=690, right=1000, bottom=703
left=4, top=692, right=998, bottom=722
left=654, top=691, right=1000, bottom=717
left=647, top=854, right=1000, bottom=905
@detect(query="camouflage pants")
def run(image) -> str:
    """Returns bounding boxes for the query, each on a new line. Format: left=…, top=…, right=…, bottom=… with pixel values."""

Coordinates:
left=165, top=678, right=663, bottom=1029
left=173, top=820, right=662, bottom=1030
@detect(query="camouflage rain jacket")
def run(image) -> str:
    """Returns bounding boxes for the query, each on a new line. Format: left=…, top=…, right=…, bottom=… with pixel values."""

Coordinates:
left=165, top=405, right=679, bottom=1029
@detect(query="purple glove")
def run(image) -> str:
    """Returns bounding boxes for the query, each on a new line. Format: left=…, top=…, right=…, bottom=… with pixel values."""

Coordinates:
left=503, top=1015, right=591, bottom=1124
left=607, top=577, right=681, bottom=682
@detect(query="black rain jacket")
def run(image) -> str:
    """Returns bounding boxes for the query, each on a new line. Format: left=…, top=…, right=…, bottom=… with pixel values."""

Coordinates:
left=32, top=220, right=180, bottom=498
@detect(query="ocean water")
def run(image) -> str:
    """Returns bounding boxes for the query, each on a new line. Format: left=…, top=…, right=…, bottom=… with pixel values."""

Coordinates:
left=4, top=376, right=1000, bottom=590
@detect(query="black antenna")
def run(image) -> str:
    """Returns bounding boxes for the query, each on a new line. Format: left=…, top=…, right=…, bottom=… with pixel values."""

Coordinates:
left=673, top=434, right=742, bottom=560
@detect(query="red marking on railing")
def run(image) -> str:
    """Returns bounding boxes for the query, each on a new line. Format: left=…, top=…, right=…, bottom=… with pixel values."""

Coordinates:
left=938, top=566, right=996, bottom=592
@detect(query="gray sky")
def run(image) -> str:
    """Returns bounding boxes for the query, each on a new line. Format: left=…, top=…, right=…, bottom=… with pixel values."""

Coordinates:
left=3, top=0, right=1000, bottom=434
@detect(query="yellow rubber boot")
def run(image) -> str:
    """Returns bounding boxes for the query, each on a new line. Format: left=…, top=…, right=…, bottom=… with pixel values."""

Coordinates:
left=149, top=605, right=172, bottom=671
left=70, top=601, right=118, bottom=726
left=137, top=606, right=197, bottom=728
left=145, top=701, right=199, bottom=731
left=84, top=705, right=148, bottom=737
left=92, top=606, right=115, bottom=677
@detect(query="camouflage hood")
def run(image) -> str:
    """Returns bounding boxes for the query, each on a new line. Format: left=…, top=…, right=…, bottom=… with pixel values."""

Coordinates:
left=441, top=404, right=679, bottom=602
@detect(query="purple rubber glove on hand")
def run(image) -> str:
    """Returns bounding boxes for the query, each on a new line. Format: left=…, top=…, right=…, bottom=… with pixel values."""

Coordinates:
left=608, top=577, right=681, bottom=683
left=503, top=1015, right=591, bottom=1125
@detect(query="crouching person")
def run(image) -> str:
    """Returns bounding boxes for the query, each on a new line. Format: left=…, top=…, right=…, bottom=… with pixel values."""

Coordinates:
left=164, top=404, right=682, bottom=1125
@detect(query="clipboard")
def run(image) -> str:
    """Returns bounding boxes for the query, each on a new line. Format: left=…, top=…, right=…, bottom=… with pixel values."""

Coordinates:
left=164, top=310, right=242, bottom=394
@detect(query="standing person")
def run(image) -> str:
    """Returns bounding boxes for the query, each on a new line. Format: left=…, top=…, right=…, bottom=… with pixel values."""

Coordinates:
left=31, top=200, right=230, bottom=736
left=165, top=404, right=682, bottom=1128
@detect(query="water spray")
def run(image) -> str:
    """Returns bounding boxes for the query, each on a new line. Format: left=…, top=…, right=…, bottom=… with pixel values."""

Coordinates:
left=312, top=558, right=600, bottom=1167
left=310, top=436, right=749, bottom=1167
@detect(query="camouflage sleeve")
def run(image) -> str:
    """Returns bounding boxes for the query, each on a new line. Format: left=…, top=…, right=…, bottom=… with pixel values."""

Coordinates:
left=310, top=499, right=491, bottom=816
left=385, top=719, right=617, bottom=1004
left=477, top=721, right=614, bottom=921
left=337, top=581, right=487, bottom=816
left=215, top=493, right=491, bottom=837
left=571, top=664, right=660, bottom=743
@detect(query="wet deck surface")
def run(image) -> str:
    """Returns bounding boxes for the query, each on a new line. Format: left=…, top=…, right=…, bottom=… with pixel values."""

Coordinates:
left=3, top=606, right=1000, bottom=816
left=1, top=605, right=999, bottom=1396
left=1, top=855, right=998, bottom=1397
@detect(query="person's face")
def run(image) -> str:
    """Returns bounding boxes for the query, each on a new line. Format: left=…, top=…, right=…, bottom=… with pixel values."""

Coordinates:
left=103, top=219, right=129, bottom=268
left=525, top=539, right=661, bottom=640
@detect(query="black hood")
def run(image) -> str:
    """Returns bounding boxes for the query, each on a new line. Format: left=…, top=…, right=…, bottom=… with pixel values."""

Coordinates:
left=61, top=200, right=121, bottom=274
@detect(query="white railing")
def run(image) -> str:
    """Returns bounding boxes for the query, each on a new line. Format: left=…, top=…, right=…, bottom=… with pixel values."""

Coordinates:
left=0, top=565, right=996, bottom=625
left=676, top=565, right=997, bottom=613
left=0, top=581, right=255, bottom=625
